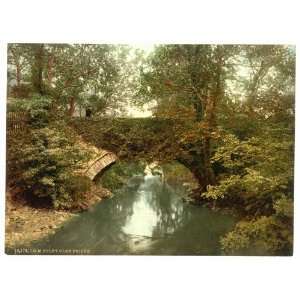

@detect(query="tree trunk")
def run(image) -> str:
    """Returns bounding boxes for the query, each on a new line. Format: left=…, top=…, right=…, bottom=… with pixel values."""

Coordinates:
left=200, top=47, right=224, bottom=190
left=31, top=44, right=45, bottom=95
left=201, top=92, right=217, bottom=189
left=16, top=64, right=21, bottom=87
left=10, top=47, right=21, bottom=88
left=69, top=96, right=75, bottom=116
left=47, top=54, right=54, bottom=86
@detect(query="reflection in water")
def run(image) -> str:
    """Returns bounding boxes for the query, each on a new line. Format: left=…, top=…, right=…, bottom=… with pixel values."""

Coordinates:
left=32, top=174, right=235, bottom=255
left=123, top=174, right=186, bottom=238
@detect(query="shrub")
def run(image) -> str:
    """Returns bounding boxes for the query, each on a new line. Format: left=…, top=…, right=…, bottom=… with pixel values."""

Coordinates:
left=59, top=175, right=93, bottom=209
left=8, top=126, right=93, bottom=209
left=7, top=95, right=53, bottom=128
left=10, top=84, right=33, bottom=98
left=221, top=196, right=293, bottom=255
left=203, top=133, right=293, bottom=214
left=202, top=132, right=294, bottom=254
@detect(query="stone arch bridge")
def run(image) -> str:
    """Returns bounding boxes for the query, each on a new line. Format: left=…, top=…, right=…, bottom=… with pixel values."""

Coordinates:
left=84, top=150, right=117, bottom=180
left=76, top=137, right=118, bottom=181
left=73, top=117, right=206, bottom=190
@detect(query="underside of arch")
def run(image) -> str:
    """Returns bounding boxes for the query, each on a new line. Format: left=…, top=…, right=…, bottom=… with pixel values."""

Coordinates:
left=85, top=152, right=117, bottom=180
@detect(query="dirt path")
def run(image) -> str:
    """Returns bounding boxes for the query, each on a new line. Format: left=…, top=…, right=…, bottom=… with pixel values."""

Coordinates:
left=5, top=192, right=78, bottom=249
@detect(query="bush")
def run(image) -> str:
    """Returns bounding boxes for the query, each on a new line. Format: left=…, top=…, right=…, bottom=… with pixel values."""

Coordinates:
left=10, top=84, right=33, bottom=98
left=7, top=95, right=53, bottom=128
left=221, top=197, right=293, bottom=255
left=60, top=175, right=93, bottom=209
left=8, top=126, right=93, bottom=209
left=202, top=132, right=294, bottom=254
left=203, top=133, right=293, bottom=214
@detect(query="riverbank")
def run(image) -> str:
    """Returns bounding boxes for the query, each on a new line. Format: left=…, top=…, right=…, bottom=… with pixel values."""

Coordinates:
left=5, top=185, right=112, bottom=249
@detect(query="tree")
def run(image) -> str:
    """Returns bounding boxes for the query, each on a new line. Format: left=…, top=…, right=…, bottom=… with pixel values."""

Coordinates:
left=7, top=44, right=32, bottom=97
left=139, top=45, right=238, bottom=191
left=8, top=44, right=132, bottom=116
left=30, top=44, right=46, bottom=95
left=7, top=44, right=28, bottom=87
left=201, top=45, right=295, bottom=254
left=46, top=44, right=115, bottom=115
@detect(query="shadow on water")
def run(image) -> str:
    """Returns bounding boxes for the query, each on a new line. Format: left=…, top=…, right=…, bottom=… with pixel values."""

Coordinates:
left=27, top=174, right=235, bottom=255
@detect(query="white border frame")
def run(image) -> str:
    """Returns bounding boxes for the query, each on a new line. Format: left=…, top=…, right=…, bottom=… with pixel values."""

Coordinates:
left=0, top=1, right=299, bottom=299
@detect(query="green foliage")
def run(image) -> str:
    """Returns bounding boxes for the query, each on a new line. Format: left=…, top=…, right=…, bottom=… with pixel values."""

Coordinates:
left=10, top=84, right=33, bottom=98
left=221, top=197, right=293, bottom=255
left=99, top=161, right=145, bottom=191
left=6, top=44, right=295, bottom=254
left=202, top=131, right=294, bottom=254
left=7, top=95, right=53, bottom=128
left=86, top=94, right=107, bottom=114
left=71, top=117, right=181, bottom=162
left=274, top=195, right=293, bottom=218
left=63, top=175, right=93, bottom=208
left=162, top=162, right=197, bottom=187
left=8, top=125, right=93, bottom=209
left=7, top=44, right=138, bottom=116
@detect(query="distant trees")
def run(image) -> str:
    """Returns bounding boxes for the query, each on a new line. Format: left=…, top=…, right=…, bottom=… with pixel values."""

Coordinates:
left=7, top=43, right=141, bottom=116
left=7, top=44, right=26, bottom=88
left=7, top=44, right=32, bottom=97
left=51, top=44, right=120, bottom=116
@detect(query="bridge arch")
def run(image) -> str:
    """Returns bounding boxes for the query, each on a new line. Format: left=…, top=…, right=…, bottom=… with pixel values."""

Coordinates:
left=84, top=151, right=117, bottom=181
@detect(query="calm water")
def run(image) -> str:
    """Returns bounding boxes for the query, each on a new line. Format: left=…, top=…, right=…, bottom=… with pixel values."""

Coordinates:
left=31, top=174, right=235, bottom=255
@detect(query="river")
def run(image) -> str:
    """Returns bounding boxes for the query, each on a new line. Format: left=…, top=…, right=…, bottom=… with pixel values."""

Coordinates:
left=30, top=172, right=235, bottom=255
